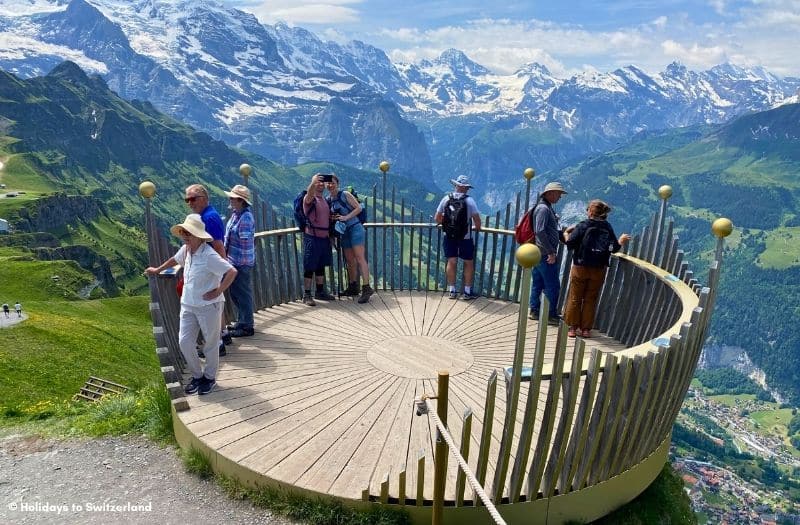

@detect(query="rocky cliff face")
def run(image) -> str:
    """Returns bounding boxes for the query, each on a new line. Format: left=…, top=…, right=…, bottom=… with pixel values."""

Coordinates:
left=11, top=193, right=106, bottom=233
left=32, top=245, right=118, bottom=297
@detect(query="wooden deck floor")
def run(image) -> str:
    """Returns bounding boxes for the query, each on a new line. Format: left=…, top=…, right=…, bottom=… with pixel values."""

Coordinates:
left=177, top=291, right=627, bottom=503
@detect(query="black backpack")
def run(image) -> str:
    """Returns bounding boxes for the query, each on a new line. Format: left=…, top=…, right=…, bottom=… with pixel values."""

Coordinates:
left=578, top=224, right=614, bottom=267
left=293, top=190, right=312, bottom=230
left=442, top=193, right=469, bottom=240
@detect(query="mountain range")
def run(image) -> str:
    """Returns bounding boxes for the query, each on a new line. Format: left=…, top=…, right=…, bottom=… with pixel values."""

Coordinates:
left=2, top=0, right=800, bottom=202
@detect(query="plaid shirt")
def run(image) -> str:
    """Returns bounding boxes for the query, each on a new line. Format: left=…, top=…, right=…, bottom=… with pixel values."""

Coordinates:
left=224, top=208, right=255, bottom=267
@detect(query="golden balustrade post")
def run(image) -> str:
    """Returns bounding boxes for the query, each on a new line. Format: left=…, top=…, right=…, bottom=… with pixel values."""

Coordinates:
left=432, top=370, right=450, bottom=525
left=239, top=163, right=251, bottom=186
left=523, top=167, right=535, bottom=213
left=654, top=185, right=672, bottom=265
left=492, top=243, right=541, bottom=502
left=379, top=161, right=390, bottom=289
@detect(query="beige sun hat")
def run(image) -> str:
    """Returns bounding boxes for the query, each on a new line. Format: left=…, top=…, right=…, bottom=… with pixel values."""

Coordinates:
left=224, top=184, right=252, bottom=205
left=170, top=214, right=211, bottom=240
left=540, top=181, right=568, bottom=197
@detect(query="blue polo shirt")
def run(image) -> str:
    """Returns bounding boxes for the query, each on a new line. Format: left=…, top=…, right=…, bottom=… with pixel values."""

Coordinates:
left=200, top=205, right=225, bottom=243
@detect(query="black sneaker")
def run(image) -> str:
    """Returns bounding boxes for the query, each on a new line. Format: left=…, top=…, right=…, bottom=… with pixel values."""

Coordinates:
left=198, top=377, right=216, bottom=395
left=528, top=309, right=539, bottom=320
left=547, top=315, right=561, bottom=326
left=221, top=332, right=233, bottom=345
left=219, top=342, right=227, bottom=357
left=357, top=284, right=374, bottom=304
left=303, top=293, right=316, bottom=306
left=197, top=347, right=205, bottom=359
left=448, top=290, right=459, bottom=300
left=462, top=291, right=479, bottom=301
left=231, top=327, right=254, bottom=337
left=342, top=282, right=360, bottom=297
left=184, top=377, right=202, bottom=395
left=314, top=290, right=336, bottom=301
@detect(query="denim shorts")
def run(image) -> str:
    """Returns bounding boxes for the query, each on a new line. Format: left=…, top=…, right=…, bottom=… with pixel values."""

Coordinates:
left=341, top=222, right=366, bottom=249
left=443, top=237, right=475, bottom=260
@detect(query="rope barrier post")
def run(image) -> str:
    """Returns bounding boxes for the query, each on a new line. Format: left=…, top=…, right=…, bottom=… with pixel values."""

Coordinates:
left=432, top=370, right=449, bottom=525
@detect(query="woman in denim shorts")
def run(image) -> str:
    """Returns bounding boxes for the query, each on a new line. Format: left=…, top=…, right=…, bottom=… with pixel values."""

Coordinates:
left=326, top=175, right=374, bottom=303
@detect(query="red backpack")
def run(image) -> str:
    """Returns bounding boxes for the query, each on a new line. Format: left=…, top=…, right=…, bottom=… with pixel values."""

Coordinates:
left=514, top=207, right=536, bottom=244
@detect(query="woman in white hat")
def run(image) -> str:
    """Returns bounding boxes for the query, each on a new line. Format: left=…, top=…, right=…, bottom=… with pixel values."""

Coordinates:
left=145, top=214, right=237, bottom=396
left=224, top=185, right=256, bottom=336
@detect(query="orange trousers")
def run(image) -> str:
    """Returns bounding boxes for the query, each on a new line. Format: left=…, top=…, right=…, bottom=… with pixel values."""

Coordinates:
left=564, top=265, right=608, bottom=330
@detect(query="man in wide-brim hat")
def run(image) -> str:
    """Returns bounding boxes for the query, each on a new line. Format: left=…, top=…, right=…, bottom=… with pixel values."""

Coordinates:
left=528, top=181, right=568, bottom=323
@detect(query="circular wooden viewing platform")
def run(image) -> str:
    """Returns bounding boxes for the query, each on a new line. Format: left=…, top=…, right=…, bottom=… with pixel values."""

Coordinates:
left=145, top=184, right=724, bottom=524
left=175, top=291, right=628, bottom=499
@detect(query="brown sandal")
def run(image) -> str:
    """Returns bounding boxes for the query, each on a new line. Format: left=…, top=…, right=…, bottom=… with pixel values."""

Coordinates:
left=581, top=328, right=591, bottom=338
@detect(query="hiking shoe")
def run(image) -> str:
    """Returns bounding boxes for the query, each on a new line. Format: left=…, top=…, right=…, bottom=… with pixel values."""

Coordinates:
left=303, top=293, right=316, bottom=306
left=315, top=290, right=336, bottom=301
left=342, top=282, right=360, bottom=297
left=231, top=327, right=254, bottom=337
left=197, top=347, right=205, bottom=359
left=357, top=284, right=374, bottom=304
left=184, top=377, right=202, bottom=395
left=547, top=315, right=561, bottom=326
left=222, top=332, right=233, bottom=345
left=218, top=342, right=226, bottom=357
left=528, top=309, right=539, bottom=320
left=198, top=377, right=216, bottom=395
left=462, top=291, right=479, bottom=301
left=448, top=291, right=459, bottom=300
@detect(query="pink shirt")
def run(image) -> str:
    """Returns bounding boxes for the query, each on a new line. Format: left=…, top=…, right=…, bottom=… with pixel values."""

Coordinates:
left=303, top=195, right=330, bottom=238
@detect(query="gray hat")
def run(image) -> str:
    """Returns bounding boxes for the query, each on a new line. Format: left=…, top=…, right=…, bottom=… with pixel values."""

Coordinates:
left=449, top=175, right=473, bottom=189
left=540, top=181, right=568, bottom=196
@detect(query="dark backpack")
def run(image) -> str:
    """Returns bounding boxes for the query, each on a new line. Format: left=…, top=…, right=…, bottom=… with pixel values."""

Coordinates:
left=336, top=188, right=367, bottom=224
left=293, top=190, right=312, bottom=230
left=578, top=224, right=614, bottom=267
left=514, top=207, right=536, bottom=244
left=442, top=193, right=470, bottom=240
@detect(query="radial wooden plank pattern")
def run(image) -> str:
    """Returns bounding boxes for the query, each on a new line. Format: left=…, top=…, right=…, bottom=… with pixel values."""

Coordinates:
left=177, top=291, right=627, bottom=502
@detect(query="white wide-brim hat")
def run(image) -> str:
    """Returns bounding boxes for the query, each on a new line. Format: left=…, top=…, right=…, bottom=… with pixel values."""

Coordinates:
left=170, top=213, right=212, bottom=240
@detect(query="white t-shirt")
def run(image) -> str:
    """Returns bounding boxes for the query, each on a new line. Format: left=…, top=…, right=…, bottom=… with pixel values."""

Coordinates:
left=174, top=243, right=233, bottom=308
left=436, top=192, right=480, bottom=240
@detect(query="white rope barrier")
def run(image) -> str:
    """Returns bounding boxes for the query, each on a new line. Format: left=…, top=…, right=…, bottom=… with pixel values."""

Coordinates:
left=424, top=399, right=507, bottom=525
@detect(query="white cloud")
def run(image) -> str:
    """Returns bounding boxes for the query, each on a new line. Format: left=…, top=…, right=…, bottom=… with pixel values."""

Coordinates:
left=660, top=40, right=727, bottom=69
left=240, top=1, right=362, bottom=25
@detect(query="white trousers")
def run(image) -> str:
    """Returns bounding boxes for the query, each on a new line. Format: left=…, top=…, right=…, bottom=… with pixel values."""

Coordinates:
left=178, top=302, right=223, bottom=380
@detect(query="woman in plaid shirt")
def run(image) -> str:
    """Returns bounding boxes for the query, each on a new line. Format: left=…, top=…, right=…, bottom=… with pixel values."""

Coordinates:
left=224, top=185, right=256, bottom=337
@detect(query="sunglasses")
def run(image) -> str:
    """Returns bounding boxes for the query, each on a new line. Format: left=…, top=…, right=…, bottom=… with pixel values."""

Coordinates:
left=184, top=196, right=202, bottom=203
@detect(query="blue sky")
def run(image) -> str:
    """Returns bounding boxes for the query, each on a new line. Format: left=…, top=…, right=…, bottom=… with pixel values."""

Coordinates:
left=227, top=0, right=800, bottom=77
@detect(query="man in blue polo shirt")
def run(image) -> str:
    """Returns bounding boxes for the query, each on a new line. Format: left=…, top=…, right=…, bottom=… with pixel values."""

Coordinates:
left=185, top=183, right=227, bottom=354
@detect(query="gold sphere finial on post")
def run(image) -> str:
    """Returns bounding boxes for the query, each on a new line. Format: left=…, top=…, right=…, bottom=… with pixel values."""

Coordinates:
left=523, top=167, right=535, bottom=180
left=379, top=160, right=390, bottom=173
left=515, top=243, right=541, bottom=269
left=139, top=181, right=156, bottom=199
left=711, top=217, right=733, bottom=238
left=658, top=185, right=673, bottom=200
left=239, top=163, right=252, bottom=185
